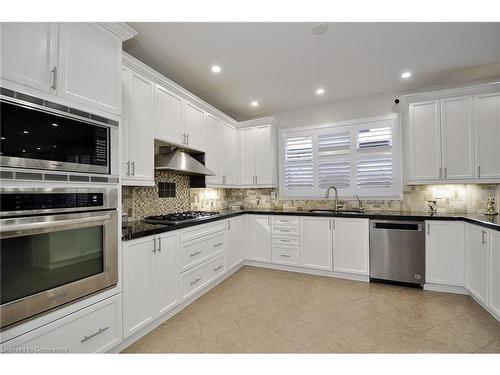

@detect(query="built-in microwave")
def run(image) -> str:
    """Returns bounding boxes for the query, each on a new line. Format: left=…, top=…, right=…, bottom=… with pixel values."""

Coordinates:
left=0, top=89, right=119, bottom=178
left=0, top=187, right=119, bottom=329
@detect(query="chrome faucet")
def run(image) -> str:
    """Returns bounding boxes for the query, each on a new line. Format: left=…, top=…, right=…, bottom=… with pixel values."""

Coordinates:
left=355, top=194, right=365, bottom=212
left=325, top=186, right=342, bottom=211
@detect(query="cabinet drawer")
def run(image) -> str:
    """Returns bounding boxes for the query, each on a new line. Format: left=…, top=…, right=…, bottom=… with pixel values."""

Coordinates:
left=272, top=226, right=300, bottom=235
left=180, top=233, right=225, bottom=272
left=272, top=235, right=300, bottom=247
left=271, top=217, right=299, bottom=226
left=4, top=295, right=122, bottom=353
left=272, top=246, right=300, bottom=265
left=181, top=254, right=225, bottom=300
left=179, top=220, right=226, bottom=243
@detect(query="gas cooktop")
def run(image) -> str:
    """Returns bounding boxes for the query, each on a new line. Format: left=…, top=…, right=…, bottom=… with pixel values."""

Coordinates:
left=143, top=211, right=222, bottom=225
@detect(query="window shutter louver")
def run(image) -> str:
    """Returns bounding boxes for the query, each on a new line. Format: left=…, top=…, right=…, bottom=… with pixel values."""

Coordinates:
left=318, top=132, right=352, bottom=189
left=284, top=136, right=314, bottom=189
left=356, top=126, right=394, bottom=189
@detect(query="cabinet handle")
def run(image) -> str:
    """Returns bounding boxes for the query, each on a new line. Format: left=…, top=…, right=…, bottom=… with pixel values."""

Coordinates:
left=427, top=223, right=430, bottom=235
left=190, top=250, right=202, bottom=257
left=186, top=134, right=189, bottom=145
left=280, top=239, right=291, bottom=242
left=157, top=237, right=162, bottom=253
left=279, top=229, right=290, bottom=233
left=153, top=238, right=157, bottom=254
left=228, top=220, right=231, bottom=230
left=190, top=278, right=202, bottom=286
left=268, top=217, right=271, bottom=227
left=214, top=265, right=223, bottom=272
left=182, top=133, right=185, bottom=144
left=126, top=161, right=130, bottom=176
left=214, top=242, right=223, bottom=247
left=255, top=176, right=258, bottom=184
left=439, top=167, right=442, bottom=179
left=51, top=66, right=57, bottom=90
left=131, top=161, right=135, bottom=176
left=332, top=219, right=335, bottom=230
left=482, top=230, right=487, bottom=245
left=280, top=254, right=291, bottom=258
left=444, top=167, right=447, bottom=179
left=81, top=326, right=109, bottom=343
left=329, top=219, right=332, bottom=230
left=478, top=166, right=481, bottom=178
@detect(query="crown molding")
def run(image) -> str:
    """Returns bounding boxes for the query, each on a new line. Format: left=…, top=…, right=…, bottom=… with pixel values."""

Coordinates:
left=99, top=23, right=137, bottom=42
left=402, top=82, right=500, bottom=103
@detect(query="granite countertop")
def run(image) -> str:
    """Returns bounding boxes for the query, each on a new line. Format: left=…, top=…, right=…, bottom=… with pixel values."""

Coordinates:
left=122, top=208, right=500, bottom=241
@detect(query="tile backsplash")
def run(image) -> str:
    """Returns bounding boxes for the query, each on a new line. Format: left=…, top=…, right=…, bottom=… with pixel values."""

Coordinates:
left=123, top=171, right=500, bottom=220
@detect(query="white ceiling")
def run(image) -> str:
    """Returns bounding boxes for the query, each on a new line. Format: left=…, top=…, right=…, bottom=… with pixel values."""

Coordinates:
left=124, top=22, right=500, bottom=121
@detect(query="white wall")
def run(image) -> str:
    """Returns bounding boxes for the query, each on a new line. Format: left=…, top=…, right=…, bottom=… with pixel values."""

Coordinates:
left=272, top=93, right=402, bottom=128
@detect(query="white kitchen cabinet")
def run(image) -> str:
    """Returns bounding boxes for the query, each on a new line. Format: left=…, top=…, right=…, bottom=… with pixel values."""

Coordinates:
left=246, top=215, right=272, bottom=262
left=408, top=100, right=442, bottom=181
left=222, top=122, right=238, bottom=185
left=121, top=67, right=155, bottom=186
left=332, top=218, right=369, bottom=275
left=184, top=100, right=205, bottom=150
left=440, top=96, right=475, bottom=179
left=205, top=113, right=223, bottom=185
left=239, top=125, right=278, bottom=186
left=474, top=92, right=500, bottom=180
left=465, top=223, right=489, bottom=304
left=122, top=232, right=179, bottom=338
left=227, top=216, right=245, bottom=270
left=489, top=230, right=500, bottom=318
left=425, top=221, right=465, bottom=286
left=154, top=83, right=184, bottom=145
left=0, top=22, right=58, bottom=93
left=300, top=217, right=332, bottom=270
left=57, top=23, right=122, bottom=115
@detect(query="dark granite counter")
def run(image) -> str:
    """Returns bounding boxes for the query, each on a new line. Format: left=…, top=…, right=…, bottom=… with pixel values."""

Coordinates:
left=122, top=208, right=500, bottom=241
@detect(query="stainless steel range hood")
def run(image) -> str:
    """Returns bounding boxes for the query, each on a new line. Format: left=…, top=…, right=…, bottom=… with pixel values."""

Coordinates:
left=154, top=146, right=215, bottom=176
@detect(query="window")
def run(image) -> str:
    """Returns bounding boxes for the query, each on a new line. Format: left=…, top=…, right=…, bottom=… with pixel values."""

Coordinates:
left=280, top=115, right=401, bottom=199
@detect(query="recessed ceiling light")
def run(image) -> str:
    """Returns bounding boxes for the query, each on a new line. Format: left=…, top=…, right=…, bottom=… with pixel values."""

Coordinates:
left=23, top=130, right=29, bottom=134
left=52, top=123, right=58, bottom=127
left=312, top=23, right=329, bottom=36
left=401, top=71, right=412, bottom=79
left=316, top=88, right=325, bottom=95
left=36, top=147, right=41, bottom=150
left=211, top=65, right=221, bottom=73
left=0, top=137, right=5, bottom=140
left=251, top=101, right=259, bottom=107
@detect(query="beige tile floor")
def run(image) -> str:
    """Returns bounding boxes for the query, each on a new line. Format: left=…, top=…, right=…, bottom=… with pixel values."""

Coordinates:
left=122, top=266, right=500, bottom=353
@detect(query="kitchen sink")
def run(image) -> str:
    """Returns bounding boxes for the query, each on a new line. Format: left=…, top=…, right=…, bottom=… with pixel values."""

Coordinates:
left=308, top=209, right=365, bottom=214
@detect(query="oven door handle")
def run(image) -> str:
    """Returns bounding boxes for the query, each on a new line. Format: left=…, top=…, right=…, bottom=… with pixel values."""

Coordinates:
left=1, top=214, right=112, bottom=233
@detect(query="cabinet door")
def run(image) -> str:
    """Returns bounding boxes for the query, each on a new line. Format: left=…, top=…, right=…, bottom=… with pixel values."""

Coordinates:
left=333, top=218, right=369, bottom=275
left=122, top=237, right=155, bottom=338
left=0, top=22, right=57, bottom=93
left=254, top=125, right=275, bottom=185
left=184, top=101, right=205, bottom=150
left=154, top=233, right=179, bottom=317
left=465, top=224, right=489, bottom=304
left=409, top=100, right=442, bottom=181
left=300, top=217, right=332, bottom=270
left=441, top=96, right=475, bottom=179
left=222, top=123, right=238, bottom=185
left=489, top=230, right=500, bottom=319
left=121, top=67, right=131, bottom=178
left=154, top=84, right=183, bottom=144
left=228, top=217, right=245, bottom=270
left=57, top=23, right=121, bottom=114
left=474, top=93, right=500, bottom=179
left=425, top=221, right=465, bottom=286
left=246, top=216, right=271, bottom=262
left=239, top=127, right=255, bottom=185
left=124, top=70, right=154, bottom=185
left=205, top=114, right=223, bottom=185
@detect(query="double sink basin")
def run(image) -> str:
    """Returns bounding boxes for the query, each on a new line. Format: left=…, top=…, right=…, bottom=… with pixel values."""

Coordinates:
left=308, top=209, right=366, bottom=215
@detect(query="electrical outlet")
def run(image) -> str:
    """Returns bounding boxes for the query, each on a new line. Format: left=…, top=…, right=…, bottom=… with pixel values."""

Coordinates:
left=270, top=191, right=277, bottom=199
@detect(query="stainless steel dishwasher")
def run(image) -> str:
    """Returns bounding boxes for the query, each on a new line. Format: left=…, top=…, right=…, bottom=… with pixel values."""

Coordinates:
left=369, top=220, right=425, bottom=286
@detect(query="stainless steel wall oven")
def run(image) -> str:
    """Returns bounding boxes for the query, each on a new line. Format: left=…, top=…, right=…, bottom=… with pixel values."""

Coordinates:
left=0, top=187, right=118, bottom=329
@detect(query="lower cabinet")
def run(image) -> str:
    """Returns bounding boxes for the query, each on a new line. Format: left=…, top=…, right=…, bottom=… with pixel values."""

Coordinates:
left=332, top=218, right=370, bottom=275
left=246, top=215, right=272, bottom=262
left=3, top=294, right=122, bottom=353
left=181, top=253, right=226, bottom=300
left=425, top=221, right=465, bottom=286
left=465, top=224, right=489, bottom=304
left=489, top=230, right=500, bottom=318
left=227, top=216, right=245, bottom=270
left=300, top=217, right=332, bottom=270
left=122, top=232, right=179, bottom=338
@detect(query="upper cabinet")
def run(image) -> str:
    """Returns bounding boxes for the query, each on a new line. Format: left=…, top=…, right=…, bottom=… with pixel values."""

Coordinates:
left=1, top=22, right=133, bottom=117
left=474, top=92, right=500, bottom=180
left=204, top=114, right=223, bottom=185
left=407, top=87, right=500, bottom=184
left=239, top=124, right=278, bottom=187
left=183, top=100, right=205, bottom=150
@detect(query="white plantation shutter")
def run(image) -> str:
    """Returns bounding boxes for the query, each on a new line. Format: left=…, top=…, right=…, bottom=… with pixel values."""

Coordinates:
left=284, top=136, right=314, bottom=190
left=356, top=126, right=394, bottom=190
left=318, top=132, right=352, bottom=189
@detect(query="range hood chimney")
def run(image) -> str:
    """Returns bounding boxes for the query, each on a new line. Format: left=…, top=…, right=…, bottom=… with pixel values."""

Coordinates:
left=154, top=146, right=215, bottom=176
